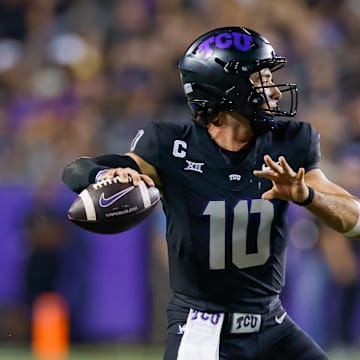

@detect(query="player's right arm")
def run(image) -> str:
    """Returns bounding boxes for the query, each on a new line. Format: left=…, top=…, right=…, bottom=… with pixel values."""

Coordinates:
left=63, top=121, right=164, bottom=193
left=62, top=152, right=159, bottom=193
left=96, top=152, right=161, bottom=187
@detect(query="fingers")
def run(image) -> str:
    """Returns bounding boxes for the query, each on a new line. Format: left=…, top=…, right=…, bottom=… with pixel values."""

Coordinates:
left=97, top=168, right=131, bottom=182
left=253, top=155, right=297, bottom=179
left=139, top=174, right=155, bottom=187
left=119, top=168, right=140, bottom=185
left=96, top=169, right=115, bottom=181
left=252, top=155, right=308, bottom=202
left=278, top=156, right=296, bottom=177
left=97, top=168, right=155, bottom=187
left=261, top=189, right=275, bottom=200
left=264, top=155, right=284, bottom=174
left=295, top=167, right=305, bottom=181
left=253, top=169, right=274, bottom=179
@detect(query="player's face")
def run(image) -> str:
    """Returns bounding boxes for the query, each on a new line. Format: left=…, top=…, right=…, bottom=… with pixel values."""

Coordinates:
left=249, top=68, right=281, bottom=112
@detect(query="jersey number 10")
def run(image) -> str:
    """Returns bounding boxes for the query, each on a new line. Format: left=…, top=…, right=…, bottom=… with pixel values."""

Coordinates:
left=203, top=199, right=274, bottom=270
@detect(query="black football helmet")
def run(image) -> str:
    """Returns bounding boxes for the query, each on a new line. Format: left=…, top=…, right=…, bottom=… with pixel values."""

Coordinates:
left=179, top=27, right=298, bottom=133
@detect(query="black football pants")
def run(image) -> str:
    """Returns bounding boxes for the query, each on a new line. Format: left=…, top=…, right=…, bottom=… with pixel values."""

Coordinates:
left=163, top=302, right=329, bottom=360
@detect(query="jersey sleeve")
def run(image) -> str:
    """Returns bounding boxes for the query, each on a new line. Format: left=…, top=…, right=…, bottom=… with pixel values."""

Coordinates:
left=129, top=121, right=160, bottom=169
left=277, top=120, right=321, bottom=173
left=303, top=124, right=321, bottom=172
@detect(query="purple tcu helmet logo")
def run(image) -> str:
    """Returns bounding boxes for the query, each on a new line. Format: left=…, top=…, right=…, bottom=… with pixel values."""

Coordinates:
left=197, top=32, right=253, bottom=59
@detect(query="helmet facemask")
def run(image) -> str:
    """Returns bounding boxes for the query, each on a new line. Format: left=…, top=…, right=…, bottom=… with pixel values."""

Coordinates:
left=222, top=60, right=298, bottom=132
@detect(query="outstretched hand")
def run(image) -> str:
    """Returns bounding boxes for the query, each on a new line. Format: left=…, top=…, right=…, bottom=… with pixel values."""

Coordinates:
left=253, top=155, right=310, bottom=203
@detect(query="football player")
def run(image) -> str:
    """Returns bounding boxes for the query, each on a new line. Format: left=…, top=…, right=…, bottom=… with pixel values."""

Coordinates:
left=62, top=27, right=360, bottom=359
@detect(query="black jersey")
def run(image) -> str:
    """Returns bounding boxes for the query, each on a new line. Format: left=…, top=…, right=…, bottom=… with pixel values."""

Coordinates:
left=131, top=119, right=320, bottom=313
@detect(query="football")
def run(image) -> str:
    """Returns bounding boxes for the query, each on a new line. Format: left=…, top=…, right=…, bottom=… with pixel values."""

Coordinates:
left=67, top=177, right=161, bottom=234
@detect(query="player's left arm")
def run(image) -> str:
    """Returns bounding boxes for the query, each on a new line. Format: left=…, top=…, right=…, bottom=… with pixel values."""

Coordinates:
left=303, top=168, right=360, bottom=238
left=254, top=155, right=360, bottom=238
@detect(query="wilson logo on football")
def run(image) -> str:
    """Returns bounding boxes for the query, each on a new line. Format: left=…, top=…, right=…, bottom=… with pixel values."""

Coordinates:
left=99, top=187, right=134, bottom=208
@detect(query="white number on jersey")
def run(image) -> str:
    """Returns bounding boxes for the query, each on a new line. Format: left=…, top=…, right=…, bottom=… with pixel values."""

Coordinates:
left=203, top=199, right=274, bottom=270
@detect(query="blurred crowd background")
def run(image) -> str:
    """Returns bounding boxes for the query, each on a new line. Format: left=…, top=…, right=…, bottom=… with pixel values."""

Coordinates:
left=0, top=0, right=359, bottom=357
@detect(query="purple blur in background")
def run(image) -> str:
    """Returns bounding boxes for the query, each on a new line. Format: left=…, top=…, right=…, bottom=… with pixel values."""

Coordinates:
left=0, top=185, right=151, bottom=342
